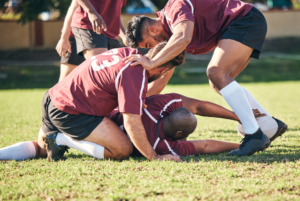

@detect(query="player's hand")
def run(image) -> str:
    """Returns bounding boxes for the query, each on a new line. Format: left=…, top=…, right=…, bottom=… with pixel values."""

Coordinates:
left=253, top=109, right=267, bottom=118
left=154, top=154, right=182, bottom=162
left=123, top=54, right=155, bottom=70
left=56, top=37, right=71, bottom=57
left=88, top=12, right=107, bottom=35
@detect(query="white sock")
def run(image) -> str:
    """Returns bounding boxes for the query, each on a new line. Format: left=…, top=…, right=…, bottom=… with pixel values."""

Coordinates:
left=56, top=133, right=104, bottom=159
left=242, top=87, right=271, bottom=117
left=220, top=81, right=259, bottom=134
left=0, top=141, right=36, bottom=161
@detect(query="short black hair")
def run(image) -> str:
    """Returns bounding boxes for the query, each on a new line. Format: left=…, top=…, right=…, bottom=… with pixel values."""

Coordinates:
left=126, top=15, right=154, bottom=48
left=163, top=107, right=197, bottom=140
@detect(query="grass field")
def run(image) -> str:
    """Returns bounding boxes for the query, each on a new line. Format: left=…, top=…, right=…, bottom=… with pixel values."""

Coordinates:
left=0, top=81, right=300, bottom=200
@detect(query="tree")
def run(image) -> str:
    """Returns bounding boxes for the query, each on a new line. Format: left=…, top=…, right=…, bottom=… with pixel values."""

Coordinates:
left=0, top=0, right=71, bottom=24
left=0, top=0, right=168, bottom=24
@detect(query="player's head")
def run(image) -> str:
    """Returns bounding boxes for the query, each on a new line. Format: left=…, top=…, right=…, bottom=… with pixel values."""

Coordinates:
left=126, top=15, right=167, bottom=49
left=146, top=42, right=185, bottom=83
left=163, top=107, right=197, bottom=140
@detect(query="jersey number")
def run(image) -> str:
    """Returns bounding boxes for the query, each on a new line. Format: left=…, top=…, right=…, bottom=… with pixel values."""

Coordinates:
left=91, top=49, right=119, bottom=71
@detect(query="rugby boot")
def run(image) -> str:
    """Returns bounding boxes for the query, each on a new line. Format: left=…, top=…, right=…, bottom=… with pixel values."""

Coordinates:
left=228, top=129, right=270, bottom=156
left=270, top=117, right=288, bottom=142
left=43, top=132, right=69, bottom=162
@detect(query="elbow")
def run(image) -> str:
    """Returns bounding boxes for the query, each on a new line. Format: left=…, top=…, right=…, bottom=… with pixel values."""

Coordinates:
left=181, top=37, right=191, bottom=46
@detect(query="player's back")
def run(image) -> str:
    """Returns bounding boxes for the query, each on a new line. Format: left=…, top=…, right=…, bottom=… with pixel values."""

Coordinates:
left=49, top=47, right=144, bottom=116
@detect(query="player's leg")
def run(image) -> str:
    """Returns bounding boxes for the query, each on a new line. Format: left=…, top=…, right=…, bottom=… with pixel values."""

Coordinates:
left=72, top=28, right=108, bottom=60
left=59, top=63, right=77, bottom=81
left=41, top=91, right=132, bottom=161
left=207, top=39, right=270, bottom=156
left=0, top=128, right=47, bottom=161
left=190, top=140, right=240, bottom=155
left=59, top=36, right=85, bottom=81
left=44, top=117, right=133, bottom=161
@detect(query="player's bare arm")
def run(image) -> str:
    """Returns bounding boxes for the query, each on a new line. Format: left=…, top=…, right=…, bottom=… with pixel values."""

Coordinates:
left=124, top=21, right=194, bottom=70
left=146, top=68, right=174, bottom=97
left=119, top=18, right=127, bottom=46
left=123, top=113, right=182, bottom=162
left=76, top=0, right=107, bottom=34
left=56, top=0, right=78, bottom=57
left=191, top=140, right=240, bottom=155
left=180, top=95, right=266, bottom=123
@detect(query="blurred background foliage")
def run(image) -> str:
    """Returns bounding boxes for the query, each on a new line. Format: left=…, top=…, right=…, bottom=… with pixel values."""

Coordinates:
left=0, top=0, right=169, bottom=24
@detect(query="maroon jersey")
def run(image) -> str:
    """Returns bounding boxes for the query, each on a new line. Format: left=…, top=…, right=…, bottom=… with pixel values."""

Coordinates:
left=107, top=93, right=196, bottom=157
left=71, top=0, right=127, bottom=39
left=49, top=47, right=148, bottom=116
left=157, top=0, right=253, bottom=55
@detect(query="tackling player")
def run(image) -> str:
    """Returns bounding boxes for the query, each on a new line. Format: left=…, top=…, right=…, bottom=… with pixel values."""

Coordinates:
left=124, top=0, right=287, bottom=156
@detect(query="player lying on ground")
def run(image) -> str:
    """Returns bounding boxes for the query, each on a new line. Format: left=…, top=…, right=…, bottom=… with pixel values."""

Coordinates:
left=3, top=42, right=184, bottom=163
left=123, top=0, right=287, bottom=156
left=56, top=0, right=127, bottom=81
left=0, top=93, right=265, bottom=161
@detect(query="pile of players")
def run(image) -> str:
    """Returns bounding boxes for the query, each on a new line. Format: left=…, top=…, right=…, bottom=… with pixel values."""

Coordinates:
left=0, top=0, right=287, bottom=162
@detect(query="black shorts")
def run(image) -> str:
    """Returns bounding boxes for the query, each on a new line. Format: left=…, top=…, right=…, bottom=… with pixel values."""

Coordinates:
left=41, top=91, right=104, bottom=140
left=60, top=36, right=85, bottom=65
left=220, top=7, right=267, bottom=59
left=72, top=28, right=121, bottom=56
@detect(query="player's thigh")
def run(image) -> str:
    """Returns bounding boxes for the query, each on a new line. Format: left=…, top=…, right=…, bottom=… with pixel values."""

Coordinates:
left=59, top=63, right=77, bottom=81
left=83, top=47, right=107, bottom=60
left=83, top=117, right=132, bottom=155
left=207, top=39, right=253, bottom=76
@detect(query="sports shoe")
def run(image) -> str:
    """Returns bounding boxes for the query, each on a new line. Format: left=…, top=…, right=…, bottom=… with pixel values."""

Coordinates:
left=228, top=131, right=270, bottom=156
left=43, top=132, right=69, bottom=162
left=270, top=117, right=288, bottom=142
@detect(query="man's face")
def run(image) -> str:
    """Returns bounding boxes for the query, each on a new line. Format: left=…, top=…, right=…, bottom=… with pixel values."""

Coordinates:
left=138, top=31, right=167, bottom=49
left=148, top=68, right=169, bottom=83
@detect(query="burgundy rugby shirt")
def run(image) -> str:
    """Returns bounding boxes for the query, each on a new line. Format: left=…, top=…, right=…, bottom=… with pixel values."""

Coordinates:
left=156, top=0, right=253, bottom=54
left=71, top=0, right=127, bottom=39
left=107, top=93, right=196, bottom=157
left=49, top=47, right=148, bottom=116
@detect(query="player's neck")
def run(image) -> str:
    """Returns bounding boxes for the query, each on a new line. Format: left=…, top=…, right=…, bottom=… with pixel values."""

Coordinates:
left=162, top=117, right=173, bottom=139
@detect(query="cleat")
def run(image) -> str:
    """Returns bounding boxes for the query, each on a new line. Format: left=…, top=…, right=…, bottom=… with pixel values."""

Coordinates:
left=228, top=131, right=270, bottom=156
left=43, top=132, right=69, bottom=162
left=270, top=117, right=288, bottom=142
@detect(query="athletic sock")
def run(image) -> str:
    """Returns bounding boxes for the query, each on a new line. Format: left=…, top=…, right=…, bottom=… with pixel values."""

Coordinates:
left=0, top=141, right=37, bottom=161
left=56, top=133, right=104, bottom=159
left=242, top=88, right=271, bottom=117
left=220, top=81, right=259, bottom=135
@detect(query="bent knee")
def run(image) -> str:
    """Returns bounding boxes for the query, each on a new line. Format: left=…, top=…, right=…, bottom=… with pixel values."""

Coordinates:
left=114, top=142, right=133, bottom=160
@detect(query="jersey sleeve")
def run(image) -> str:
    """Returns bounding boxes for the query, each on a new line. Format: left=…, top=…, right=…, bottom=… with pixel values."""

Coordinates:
left=156, top=140, right=196, bottom=157
left=166, top=0, right=195, bottom=30
left=117, top=65, right=148, bottom=115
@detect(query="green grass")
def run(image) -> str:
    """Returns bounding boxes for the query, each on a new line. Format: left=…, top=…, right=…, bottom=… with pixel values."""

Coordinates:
left=1, top=82, right=300, bottom=200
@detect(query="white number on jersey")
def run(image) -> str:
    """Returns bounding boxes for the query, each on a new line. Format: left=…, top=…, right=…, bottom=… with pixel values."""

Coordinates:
left=91, top=49, right=120, bottom=71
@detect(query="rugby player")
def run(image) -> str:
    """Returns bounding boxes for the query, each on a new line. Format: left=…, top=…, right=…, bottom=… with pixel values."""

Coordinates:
left=56, top=0, right=85, bottom=81
left=56, top=0, right=127, bottom=80
left=71, top=0, right=127, bottom=59
left=124, top=0, right=287, bottom=156
left=0, top=92, right=265, bottom=161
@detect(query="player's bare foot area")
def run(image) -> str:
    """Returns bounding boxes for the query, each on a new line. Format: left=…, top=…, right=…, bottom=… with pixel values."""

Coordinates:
left=270, top=117, right=288, bottom=142
left=43, top=132, right=69, bottom=162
